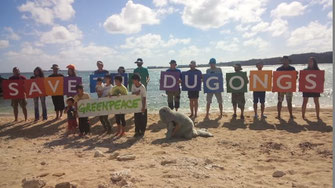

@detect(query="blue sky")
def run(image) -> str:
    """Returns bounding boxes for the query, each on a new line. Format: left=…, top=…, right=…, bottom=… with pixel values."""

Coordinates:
left=0, top=0, right=332, bottom=72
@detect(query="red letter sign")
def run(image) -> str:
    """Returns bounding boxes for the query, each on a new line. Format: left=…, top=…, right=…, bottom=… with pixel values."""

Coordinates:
left=2, top=80, right=25, bottom=99
left=25, top=78, right=46, bottom=98
left=299, top=70, right=324, bottom=93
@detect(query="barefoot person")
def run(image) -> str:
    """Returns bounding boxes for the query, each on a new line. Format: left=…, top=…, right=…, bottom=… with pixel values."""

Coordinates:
left=109, top=75, right=128, bottom=137
left=134, top=58, right=150, bottom=89
left=9, top=67, right=27, bottom=121
left=74, top=85, right=91, bottom=136
left=232, top=64, right=247, bottom=119
left=131, top=74, right=147, bottom=137
left=94, top=61, right=109, bottom=75
left=166, top=60, right=182, bottom=111
left=276, top=56, right=297, bottom=119
left=301, top=57, right=322, bottom=120
left=31, top=67, right=47, bottom=121
left=187, top=61, right=201, bottom=118
left=253, top=62, right=266, bottom=119
left=205, top=58, right=223, bottom=119
left=64, top=97, right=77, bottom=136
left=98, top=75, right=113, bottom=134
left=49, top=64, right=65, bottom=119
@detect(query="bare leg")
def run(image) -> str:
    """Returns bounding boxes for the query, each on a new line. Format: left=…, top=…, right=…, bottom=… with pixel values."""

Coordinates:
left=13, top=106, right=18, bottom=122
left=313, top=97, right=320, bottom=119
left=302, top=97, right=308, bottom=119
left=253, top=103, right=257, bottom=117
left=277, top=102, right=282, bottom=119
left=22, top=106, right=27, bottom=121
left=205, top=103, right=210, bottom=118
left=60, top=110, right=63, bottom=118
left=240, top=107, right=244, bottom=119
left=194, top=99, right=198, bottom=117
left=219, top=103, right=223, bottom=117
left=189, top=99, right=194, bottom=117
left=287, top=101, right=293, bottom=119
left=261, top=103, right=265, bottom=117
left=233, top=104, right=237, bottom=117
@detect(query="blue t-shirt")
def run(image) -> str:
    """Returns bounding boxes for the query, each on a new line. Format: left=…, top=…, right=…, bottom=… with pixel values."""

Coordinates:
left=276, top=65, right=295, bottom=71
left=166, top=68, right=182, bottom=79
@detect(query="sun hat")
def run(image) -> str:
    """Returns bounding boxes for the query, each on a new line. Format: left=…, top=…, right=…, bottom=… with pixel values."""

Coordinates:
left=233, top=63, right=243, bottom=70
left=51, top=64, right=59, bottom=69
left=66, top=64, right=76, bottom=69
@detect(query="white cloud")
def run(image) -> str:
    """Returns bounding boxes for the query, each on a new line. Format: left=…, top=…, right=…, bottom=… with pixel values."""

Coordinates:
left=120, top=33, right=190, bottom=49
left=215, top=38, right=239, bottom=52
left=271, top=1, right=306, bottom=18
left=243, top=37, right=268, bottom=49
left=103, top=1, right=159, bottom=34
left=328, top=11, right=332, bottom=19
left=4, top=27, right=20, bottom=40
left=309, top=0, right=332, bottom=9
left=242, top=21, right=269, bottom=38
left=268, top=19, right=288, bottom=36
left=170, top=0, right=267, bottom=30
left=153, top=0, right=168, bottom=7
left=40, top=24, right=82, bottom=44
left=287, top=21, right=332, bottom=52
left=0, top=40, right=9, bottom=48
left=18, top=0, right=75, bottom=25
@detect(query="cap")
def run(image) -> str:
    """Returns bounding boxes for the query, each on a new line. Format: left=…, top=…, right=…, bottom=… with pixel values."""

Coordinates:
left=134, top=58, right=143, bottom=64
left=51, top=64, right=59, bottom=69
left=189, top=60, right=196, bottom=66
left=97, top=61, right=103, bottom=65
left=169, top=60, right=177, bottom=64
left=66, top=64, right=76, bottom=69
left=209, top=58, right=216, bottom=64
left=233, top=63, right=242, bottom=70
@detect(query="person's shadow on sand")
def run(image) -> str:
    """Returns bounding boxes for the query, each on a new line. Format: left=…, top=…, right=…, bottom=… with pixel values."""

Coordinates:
left=151, top=137, right=190, bottom=145
left=222, top=117, right=247, bottom=130
left=275, top=118, right=304, bottom=133
left=303, top=119, right=332, bottom=132
left=196, top=117, right=221, bottom=129
left=147, top=120, right=166, bottom=133
left=249, top=118, right=275, bottom=130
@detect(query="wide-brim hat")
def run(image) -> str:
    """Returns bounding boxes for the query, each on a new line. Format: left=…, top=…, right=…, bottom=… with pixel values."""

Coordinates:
left=233, top=64, right=243, bottom=70
left=51, top=64, right=59, bottom=69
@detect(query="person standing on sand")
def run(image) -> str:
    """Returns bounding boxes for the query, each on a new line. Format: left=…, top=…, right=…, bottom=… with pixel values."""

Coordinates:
left=74, top=84, right=91, bottom=136
left=131, top=74, right=147, bottom=137
left=9, top=67, right=27, bottom=121
left=49, top=64, right=65, bottom=120
left=276, top=56, right=297, bottom=119
left=94, top=61, right=109, bottom=75
left=232, top=64, right=247, bottom=119
left=134, top=58, right=150, bottom=89
left=252, top=62, right=266, bottom=119
left=187, top=61, right=201, bottom=118
left=301, top=57, right=322, bottom=120
left=166, top=60, right=182, bottom=111
left=98, top=75, right=113, bottom=134
left=66, top=64, right=77, bottom=77
left=31, top=67, right=47, bottom=121
left=205, top=58, right=223, bottom=119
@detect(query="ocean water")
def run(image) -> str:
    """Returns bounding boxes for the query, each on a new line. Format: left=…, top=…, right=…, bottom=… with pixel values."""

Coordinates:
left=0, top=64, right=332, bottom=116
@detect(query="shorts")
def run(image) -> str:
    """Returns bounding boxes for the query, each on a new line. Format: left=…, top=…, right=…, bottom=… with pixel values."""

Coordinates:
left=67, top=119, right=78, bottom=130
left=51, top=96, right=65, bottom=111
left=188, top=91, right=199, bottom=99
left=303, top=92, right=320, bottom=98
left=11, top=99, right=27, bottom=108
left=278, top=92, right=293, bottom=103
left=232, top=93, right=245, bottom=109
left=206, top=92, right=223, bottom=104
left=253, top=92, right=265, bottom=104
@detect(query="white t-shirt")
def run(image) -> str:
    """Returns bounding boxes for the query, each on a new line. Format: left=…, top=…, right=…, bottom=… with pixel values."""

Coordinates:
left=131, top=84, right=147, bottom=109
left=102, top=84, right=113, bottom=97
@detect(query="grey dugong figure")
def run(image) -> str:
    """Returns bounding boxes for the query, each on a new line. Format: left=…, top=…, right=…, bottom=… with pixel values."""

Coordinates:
left=159, top=107, right=213, bottom=139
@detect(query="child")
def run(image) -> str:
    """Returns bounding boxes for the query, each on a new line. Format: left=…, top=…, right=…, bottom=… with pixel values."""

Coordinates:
left=99, top=75, right=113, bottom=134
left=131, top=74, right=147, bottom=137
left=109, top=75, right=128, bottom=137
left=64, top=97, right=77, bottom=135
left=96, top=77, right=104, bottom=98
left=74, top=84, right=91, bottom=136
left=232, top=64, right=248, bottom=119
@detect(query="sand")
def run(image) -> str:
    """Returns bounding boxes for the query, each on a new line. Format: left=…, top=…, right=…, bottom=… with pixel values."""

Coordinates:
left=0, top=107, right=332, bottom=188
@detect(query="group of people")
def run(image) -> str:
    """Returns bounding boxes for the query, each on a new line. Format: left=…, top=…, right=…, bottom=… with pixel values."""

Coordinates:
left=5, top=55, right=322, bottom=138
left=163, top=56, right=322, bottom=121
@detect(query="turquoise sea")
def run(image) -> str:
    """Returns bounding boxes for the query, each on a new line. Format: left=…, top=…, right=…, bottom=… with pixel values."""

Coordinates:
left=0, top=64, right=333, bottom=116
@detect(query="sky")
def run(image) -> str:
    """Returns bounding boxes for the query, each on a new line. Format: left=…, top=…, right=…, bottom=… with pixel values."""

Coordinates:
left=0, top=0, right=332, bottom=72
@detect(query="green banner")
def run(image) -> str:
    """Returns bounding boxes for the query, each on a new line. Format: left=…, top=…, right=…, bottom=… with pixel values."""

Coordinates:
left=226, top=72, right=248, bottom=93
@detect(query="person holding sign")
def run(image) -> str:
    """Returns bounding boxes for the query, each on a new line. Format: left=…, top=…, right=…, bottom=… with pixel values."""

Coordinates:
left=276, top=56, right=297, bottom=119
left=134, top=58, right=150, bottom=89
left=205, top=58, right=223, bottom=119
left=74, top=84, right=91, bottom=136
left=94, top=61, right=109, bottom=75
left=49, top=64, right=65, bottom=120
left=166, top=60, right=182, bottom=111
left=231, top=64, right=247, bottom=119
left=67, top=64, right=77, bottom=77
left=131, top=74, right=147, bottom=137
left=109, top=75, right=128, bottom=137
left=31, top=67, right=47, bottom=121
left=252, top=62, right=266, bottom=119
left=9, top=67, right=27, bottom=121
left=187, top=61, right=201, bottom=118
left=97, top=75, right=113, bottom=134
left=301, top=57, right=322, bottom=120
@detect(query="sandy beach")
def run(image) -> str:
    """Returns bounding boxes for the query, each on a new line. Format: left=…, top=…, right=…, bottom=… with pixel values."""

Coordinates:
left=0, top=107, right=332, bottom=188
